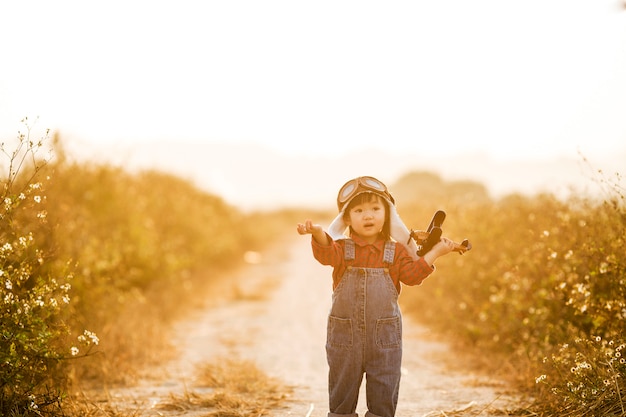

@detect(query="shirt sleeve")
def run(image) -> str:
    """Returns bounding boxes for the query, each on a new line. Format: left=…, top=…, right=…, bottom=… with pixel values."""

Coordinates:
left=393, top=242, right=434, bottom=286
left=311, top=234, right=344, bottom=267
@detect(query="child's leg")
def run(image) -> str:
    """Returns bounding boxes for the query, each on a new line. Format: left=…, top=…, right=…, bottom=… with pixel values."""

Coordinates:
left=364, top=348, right=402, bottom=417
left=327, top=344, right=363, bottom=415
left=327, top=351, right=363, bottom=415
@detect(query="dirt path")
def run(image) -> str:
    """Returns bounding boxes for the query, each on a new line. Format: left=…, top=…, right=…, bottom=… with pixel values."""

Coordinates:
left=111, top=236, right=520, bottom=416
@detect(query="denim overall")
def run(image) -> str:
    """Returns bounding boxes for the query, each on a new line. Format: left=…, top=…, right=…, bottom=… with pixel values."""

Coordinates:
left=326, top=239, right=402, bottom=417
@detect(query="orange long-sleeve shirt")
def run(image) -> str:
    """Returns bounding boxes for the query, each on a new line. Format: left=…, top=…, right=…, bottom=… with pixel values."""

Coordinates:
left=311, top=233, right=434, bottom=293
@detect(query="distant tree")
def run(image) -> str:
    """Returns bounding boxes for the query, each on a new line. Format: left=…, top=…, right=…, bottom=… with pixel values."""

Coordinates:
left=391, top=171, right=490, bottom=209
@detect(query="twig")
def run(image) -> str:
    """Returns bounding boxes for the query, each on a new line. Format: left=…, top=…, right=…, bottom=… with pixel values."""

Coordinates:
left=421, top=400, right=476, bottom=417
left=473, top=395, right=500, bottom=416
left=614, top=377, right=624, bottom=416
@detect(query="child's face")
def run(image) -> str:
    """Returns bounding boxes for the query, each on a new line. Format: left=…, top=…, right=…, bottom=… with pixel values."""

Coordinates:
left=345, top=196, right=387, bottom=243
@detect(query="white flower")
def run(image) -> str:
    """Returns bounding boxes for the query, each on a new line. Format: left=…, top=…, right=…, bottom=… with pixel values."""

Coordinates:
left=84, top=330, right=99, bottom=345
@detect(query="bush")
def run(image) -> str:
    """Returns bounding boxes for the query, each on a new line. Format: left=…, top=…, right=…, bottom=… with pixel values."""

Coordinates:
left=1, top=122, right=98, bottom=416
left=396, top=170, right=626, bottom=416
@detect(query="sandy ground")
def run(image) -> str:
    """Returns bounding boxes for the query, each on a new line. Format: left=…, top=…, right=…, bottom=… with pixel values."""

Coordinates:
left=109, top=236, right=521, bottom=417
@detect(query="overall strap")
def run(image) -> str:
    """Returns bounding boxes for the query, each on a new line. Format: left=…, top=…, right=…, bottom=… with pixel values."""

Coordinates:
left=383, top=241, right=396, bottom=265
left=344, top=239, right=355, bottom=261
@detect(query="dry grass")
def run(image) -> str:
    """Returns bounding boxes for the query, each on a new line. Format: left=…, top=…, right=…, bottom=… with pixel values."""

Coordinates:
left=156, top=358, right=293, bottom=417
left=65, top=357, right=292, bottom=417
left=63, top=391, right=144, bottom=417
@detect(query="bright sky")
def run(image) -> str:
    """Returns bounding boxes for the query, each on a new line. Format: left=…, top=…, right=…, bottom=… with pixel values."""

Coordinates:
left=2, top=1, right=625, bottom=157
left=1, top=1, right=625, bottom=209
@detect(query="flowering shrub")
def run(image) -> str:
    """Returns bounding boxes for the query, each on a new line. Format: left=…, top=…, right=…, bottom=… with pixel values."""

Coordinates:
left=1, top=122, right=98, bottom=415
left=396, top=171, right=625, bottom=415
left=536, top=336, right=626, bottom=416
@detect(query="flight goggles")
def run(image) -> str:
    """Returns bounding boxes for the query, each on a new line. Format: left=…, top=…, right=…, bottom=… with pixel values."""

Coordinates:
left=337, top=176, right=395, bottom=212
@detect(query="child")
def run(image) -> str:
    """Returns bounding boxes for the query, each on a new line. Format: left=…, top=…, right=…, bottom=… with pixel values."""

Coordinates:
left=296, top=176, right=455, bottom=417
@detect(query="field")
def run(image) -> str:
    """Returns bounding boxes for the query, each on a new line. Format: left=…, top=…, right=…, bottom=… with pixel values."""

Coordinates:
left=1, top=127, right=624, bottom=416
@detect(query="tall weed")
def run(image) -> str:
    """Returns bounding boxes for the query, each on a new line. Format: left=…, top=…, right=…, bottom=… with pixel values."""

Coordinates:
left=397, top=171, right=626, bottom=416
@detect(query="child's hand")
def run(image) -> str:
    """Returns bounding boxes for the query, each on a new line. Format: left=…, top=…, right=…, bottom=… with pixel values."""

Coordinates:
left=431, top=237, right=455, bottom=257
left=296, top=220, right=330, bottom=245
left=422, top=237, right=455, bottom=266
left=296, top=220, right=323, bottom=235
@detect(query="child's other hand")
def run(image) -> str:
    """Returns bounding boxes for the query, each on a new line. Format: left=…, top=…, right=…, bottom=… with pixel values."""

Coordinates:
left=421, top=237, right=455, bottom=267
left=432, top=237, right=455, bottom=257
left=296, top=220, right=322, bottom=235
